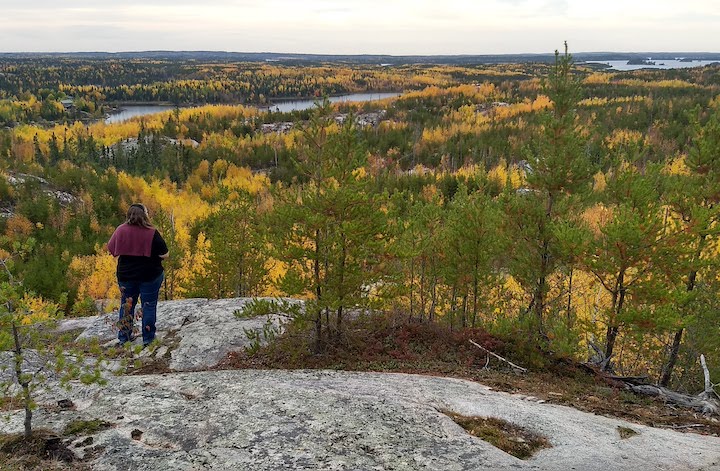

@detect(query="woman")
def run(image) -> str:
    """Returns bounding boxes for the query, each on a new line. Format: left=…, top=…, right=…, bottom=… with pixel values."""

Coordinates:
left=107, top=203, right=169, bottom=347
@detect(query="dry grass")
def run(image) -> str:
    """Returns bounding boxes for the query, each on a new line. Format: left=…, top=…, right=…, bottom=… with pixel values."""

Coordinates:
left=0, top=429, right=91, bottom=471
left=441, top=409, right=551, bottom=459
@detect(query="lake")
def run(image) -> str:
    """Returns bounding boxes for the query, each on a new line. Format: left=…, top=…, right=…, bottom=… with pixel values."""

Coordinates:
left=105, top=105, right=177, bottom=124
left=267, top=92, right=402, bottom=113
left=585, top=59, right=720, bottom=71
left=104, top=92, right=402, bottom=124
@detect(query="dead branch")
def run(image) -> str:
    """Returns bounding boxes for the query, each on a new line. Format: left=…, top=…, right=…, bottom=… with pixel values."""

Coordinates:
left=469, top=339, right=528, bottom=373
left=700, top=354, right=719, bottom=399
left=627, top=384, right=719, bottom=415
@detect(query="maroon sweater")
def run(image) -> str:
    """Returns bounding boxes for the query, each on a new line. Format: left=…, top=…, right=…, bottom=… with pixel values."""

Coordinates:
left=107, top=224, right=155, bottom=257
left=108, top=224, right=168, bottom=282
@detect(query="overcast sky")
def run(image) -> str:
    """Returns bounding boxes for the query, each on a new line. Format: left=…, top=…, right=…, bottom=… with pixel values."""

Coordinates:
left=1, top=0, right=719, bottom=55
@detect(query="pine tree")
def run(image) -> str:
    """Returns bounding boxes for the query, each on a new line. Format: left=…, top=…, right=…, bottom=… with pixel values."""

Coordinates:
left=507, top=43, right=593, bottom=337
left=270, top=101, right=388, bottom=350
left=443, top=185, right=501, bottom=328
left=660, top=105, right=720, bottom=385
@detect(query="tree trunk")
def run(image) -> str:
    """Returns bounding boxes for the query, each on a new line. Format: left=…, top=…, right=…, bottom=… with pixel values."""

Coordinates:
left=533, top=191, right=555, bottom=336
left=603, top=271, right=626, bottom=371
left=566, top=267, right=574, bottom=328
left=419, top=259, right=426, bottom=322
left=461, top=293, right=468, bottom=328
left=660, top=234, right=705, bottom=387
left=313, top=229, right=323, bottom=353
left=409, top=258, right=415, bottom=321
left=428, top=277, right=438, bottom=323
left=12, top=322, right=32, bottom=438
left=659, top=328, right=683, bottom=387
left=336, top=234, right=347, bottom=337
left=472, top=254, right=479, bottom=328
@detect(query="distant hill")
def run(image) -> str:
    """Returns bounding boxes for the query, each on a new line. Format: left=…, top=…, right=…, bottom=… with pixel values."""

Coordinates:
left=2, top=51, right=720, bottom=65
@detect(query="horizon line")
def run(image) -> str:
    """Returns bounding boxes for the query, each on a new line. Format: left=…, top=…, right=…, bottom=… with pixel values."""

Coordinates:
left=2, top=50, right=720, bottom=57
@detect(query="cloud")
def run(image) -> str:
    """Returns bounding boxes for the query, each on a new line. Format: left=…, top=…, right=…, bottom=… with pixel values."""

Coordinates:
left=0, top=0, right=718, bottom=54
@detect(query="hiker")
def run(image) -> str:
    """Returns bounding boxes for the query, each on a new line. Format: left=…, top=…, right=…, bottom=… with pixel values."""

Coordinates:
left=107, top=203, right=169, bottom=347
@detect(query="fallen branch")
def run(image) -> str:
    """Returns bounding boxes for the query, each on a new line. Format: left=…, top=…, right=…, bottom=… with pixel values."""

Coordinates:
left=605, top=374, right=649, bottom=386
left=469, top=339, right=527, bottom=373
left=627, top=384, right=719, bottom=415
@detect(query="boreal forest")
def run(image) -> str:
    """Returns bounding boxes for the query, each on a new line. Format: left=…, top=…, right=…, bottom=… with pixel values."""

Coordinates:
left=1, top=48, right=720, bottom=398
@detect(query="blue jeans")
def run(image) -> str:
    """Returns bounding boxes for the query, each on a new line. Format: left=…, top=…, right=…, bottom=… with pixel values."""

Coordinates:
left=117, top=273, right=164, bottom=345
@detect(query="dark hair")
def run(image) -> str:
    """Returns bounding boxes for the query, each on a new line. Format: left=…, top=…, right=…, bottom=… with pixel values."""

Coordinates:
left=126, top=203, right=154, bottom=229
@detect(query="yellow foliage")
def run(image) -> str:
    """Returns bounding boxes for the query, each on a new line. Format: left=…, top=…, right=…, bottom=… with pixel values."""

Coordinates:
left=455, top=164, right=485, bottom=179
left=582, top=204, right=614, bottom=236
left=604, top=129, right=646, bottom=150
left=487, top=161, right=509, bottom=188
left=115, top=172, right=211, bottom=249
left=5, top=214, right=34, bottom=238
left=420, top=184, right=440, bottom=202
left=592, top=171, right=607, bottom=192
left=487, top=159, right=523, bottom=189
left=583, top=73, right=613, bottom=84
left=263, top=258, right=287, bottom=297
left=18, top=293, right=58, bottom=325
left=616, top=78, right=698, bottom=89
left=175, top=232, right=211, bottom=296
left=352, top=166, right=368, bottom=180
left=68, top=249, right=119, bottom=302
left=221, top=165, right=270, bottom=194
left=664, top=155, right=690, bottom=175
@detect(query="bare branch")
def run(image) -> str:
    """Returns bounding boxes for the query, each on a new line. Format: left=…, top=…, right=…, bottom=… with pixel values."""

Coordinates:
left=469, top=339, right=527, bottom=373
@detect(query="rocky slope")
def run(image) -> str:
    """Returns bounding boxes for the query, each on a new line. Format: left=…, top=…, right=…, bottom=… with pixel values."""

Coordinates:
left=2, top=298, right=720, bottom=470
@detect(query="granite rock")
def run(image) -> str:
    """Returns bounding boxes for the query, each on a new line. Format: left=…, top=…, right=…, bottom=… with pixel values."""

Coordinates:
left=1, top=370, right=719, bottom=470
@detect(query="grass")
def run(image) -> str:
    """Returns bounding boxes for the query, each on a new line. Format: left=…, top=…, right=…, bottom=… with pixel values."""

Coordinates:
left=62, top=419, right=112, bottom=436
left=618, top=426, right=639, bottom=439
left=441, top=410, right=550, bottom=459
left=0, top=429, right=89, bottom=471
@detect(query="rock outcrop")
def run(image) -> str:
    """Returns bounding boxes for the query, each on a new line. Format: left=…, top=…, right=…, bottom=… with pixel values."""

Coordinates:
left=2, top=370, right=720, bottom=470
left=59, top=298, right=284, bottom=371
left=3, top=298, right=720, bottom=470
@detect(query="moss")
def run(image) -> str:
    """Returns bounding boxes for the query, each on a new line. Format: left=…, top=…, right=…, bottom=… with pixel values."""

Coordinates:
left=62, top=419, right=112, bottom=436
left=617, top=426, right=639, bottom=439
left=442, top=410, right=551, bottom=459
left=0, top=430, right=79, bottom=469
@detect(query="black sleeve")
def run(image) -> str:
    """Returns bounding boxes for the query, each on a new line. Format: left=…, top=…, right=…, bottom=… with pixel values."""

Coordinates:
left=151, top=230, right=169, bottom=258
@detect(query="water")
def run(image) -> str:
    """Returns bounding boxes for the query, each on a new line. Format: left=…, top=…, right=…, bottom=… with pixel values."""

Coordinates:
left=105, top=105, right=176, bottom=124
left=267, top=92, right=401, bottom=113
left=585, top=59, right=719, bottom=71
left=103, top=92, right=401, bottom=124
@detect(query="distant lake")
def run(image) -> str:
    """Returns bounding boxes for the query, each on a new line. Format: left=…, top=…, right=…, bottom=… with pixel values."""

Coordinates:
left=103, top=92, right=401, bottom=124
left=105, top=105, right=176, bottom=124
left=267, top=92, right=402, bottom=113
left=585, top=59, right=720, bottom=71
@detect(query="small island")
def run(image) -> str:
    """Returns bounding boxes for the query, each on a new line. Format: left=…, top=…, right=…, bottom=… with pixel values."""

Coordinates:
left=627, top=58, right=656, bottom=65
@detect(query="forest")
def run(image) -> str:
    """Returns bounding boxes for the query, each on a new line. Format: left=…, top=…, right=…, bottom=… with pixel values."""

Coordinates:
left=1, top=48, right=719, bottom=396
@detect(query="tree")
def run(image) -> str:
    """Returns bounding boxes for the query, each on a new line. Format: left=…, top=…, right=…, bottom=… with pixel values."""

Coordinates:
left=270, top=101, right=388, bottom=350
left=199, top=193, right=268, bottom=298
left=443, top=185, right=501, bottom=328
left=660, top=105, right=720, bottom=386
left=0, top=238, right=105, bottom=438
left=582, top=163, right=681, bottom=371
left=510, top=43, right=593, bottom=337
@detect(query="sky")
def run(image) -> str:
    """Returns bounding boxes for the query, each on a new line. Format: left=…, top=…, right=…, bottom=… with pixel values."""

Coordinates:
left=1, top=0, right=719, bottom=55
